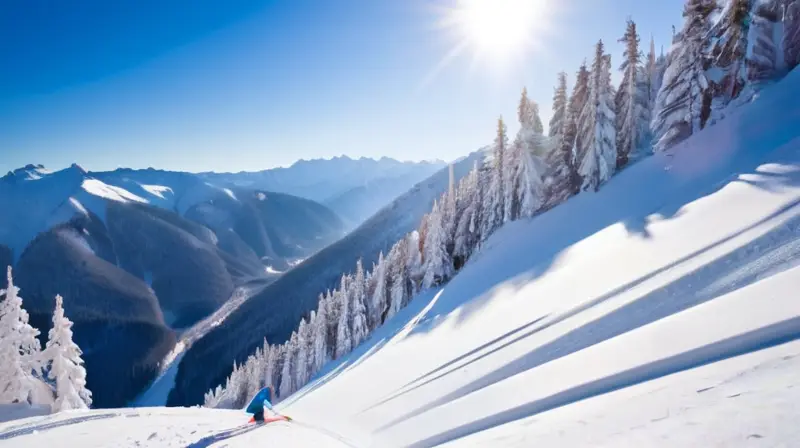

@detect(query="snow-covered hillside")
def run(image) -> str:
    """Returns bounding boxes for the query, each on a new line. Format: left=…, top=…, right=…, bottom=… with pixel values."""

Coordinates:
left=273, top=67, right=800, bottom=446
left=3, top=66, right=799, bottom=448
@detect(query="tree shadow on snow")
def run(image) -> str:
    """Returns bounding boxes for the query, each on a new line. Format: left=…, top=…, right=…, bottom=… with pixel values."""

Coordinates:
left=404, top=317, right=800, bottom=447
left=407, top=87, right=800, bottom=338
left=370, top=205, right=800, bottom=430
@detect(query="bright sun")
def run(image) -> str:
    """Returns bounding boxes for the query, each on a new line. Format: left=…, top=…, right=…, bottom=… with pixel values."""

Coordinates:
left=444, top=0, right=544, bottom=60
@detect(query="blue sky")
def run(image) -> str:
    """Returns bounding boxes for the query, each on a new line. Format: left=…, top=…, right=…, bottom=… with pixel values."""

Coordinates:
left=0, top=0, right=684, bottom=173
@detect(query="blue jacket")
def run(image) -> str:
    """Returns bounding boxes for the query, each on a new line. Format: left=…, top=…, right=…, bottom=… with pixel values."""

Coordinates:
left=245, top=387, right=273, bottom=414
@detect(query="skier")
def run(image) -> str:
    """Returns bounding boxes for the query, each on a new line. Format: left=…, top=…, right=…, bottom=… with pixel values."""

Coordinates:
left=246, top=387, right=291, bottom=424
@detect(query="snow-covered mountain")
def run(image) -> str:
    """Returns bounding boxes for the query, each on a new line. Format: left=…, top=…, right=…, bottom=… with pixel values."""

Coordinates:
left=199, top=156, right=445, bottom=228
left=0, top=166, right=346, bottom=408
left=167, top=150, right=485, bottom=407
left=2, top=65, right=800, bottom=448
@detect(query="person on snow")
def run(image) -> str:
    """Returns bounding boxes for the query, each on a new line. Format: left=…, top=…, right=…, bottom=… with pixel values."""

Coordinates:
left=246, top=387, right=290, bottom=423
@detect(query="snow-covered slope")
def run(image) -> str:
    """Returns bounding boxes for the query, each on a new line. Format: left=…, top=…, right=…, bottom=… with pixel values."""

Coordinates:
left=270, top=67, right=800, bottom=447
left=2, top=65, right=798, bottom=448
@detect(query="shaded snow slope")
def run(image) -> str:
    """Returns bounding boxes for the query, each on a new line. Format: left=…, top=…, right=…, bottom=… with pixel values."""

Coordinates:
left=267, top=69, right=800, bottom=446
left=169, top=150, right=485, bottom=407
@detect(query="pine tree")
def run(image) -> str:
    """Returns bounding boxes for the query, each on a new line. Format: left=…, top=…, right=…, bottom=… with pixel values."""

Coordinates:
left=577, top=41, right=617, bottom=191
left=616, top=19, right=649, bottom=168
left=453, top=162, right=482, bottom=262
left=368, top=252, right=388, bottom=329
left=350, top=260, right=369, bottom=347
left=261, top=339, right=274, bottom=392
left=43, top=294, right=92, bottom=411
left=405, top=231, right=423, bottom=299
left=652, top=0, right=716, bottom=151
left=710, top=0, right=752, bottom=103
left=279, top=333, right=297, bottom=399
left=294, top=319, right=309, bottom=388
left=0, top=267, right=44, bottom=405
left=547, top=64, right=588, bottom=204
left=386, top=239, right=409, bottom=320
left=549, top=72, right=569, bottom=141
left=482, top=117, right=508, bottom=238
left=747, top=0, right=785, bottom=81
left=311, top=305, right=328, bottom=374
left=334, top=275, right=352, bottom=359
left=514, top=134, right=547, bottom=218
left=423, top=200, right=452, bottom=289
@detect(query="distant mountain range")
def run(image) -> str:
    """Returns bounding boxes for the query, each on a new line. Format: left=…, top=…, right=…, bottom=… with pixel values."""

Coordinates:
left=199, top=156, right=446, bottom=228
left=0, top=156, right=443, bottom=407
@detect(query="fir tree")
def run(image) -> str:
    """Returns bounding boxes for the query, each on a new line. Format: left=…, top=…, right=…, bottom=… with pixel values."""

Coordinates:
left=652, top=0, right=716, bottom=151
left=279, top=332, right=298, bottom=399
left=548, top=72, right=569, bottom=140
left=747, top=0, right=786, bottom=81
left=482, top=117, right=508, bottom=238
left=578, top=41, right=617, bottom=191
left=546, top=64, right=588, bottom=204
left=405, top=231, right=423, bottom=299
left=44, top=294, right=92, bottom=411
left=311, top=305, right=328, bottom=374
left=453, top=162, right=482, bottom=262
left=710, top=0, right=752, bottom=103
left=423, top=200, right=452, bottom=288
left=616, top=19, right=649, bottom=168
left=0, top=267, right=44, bottom=405
left=334, top=275, right=352, bottom=359
left=294, top=318, right=309, bottom=388
left=386, top=239, right=409, bottom=320
left=368, top=252, right=388, bottom=330
left=350, top=260, right=369, bottom=347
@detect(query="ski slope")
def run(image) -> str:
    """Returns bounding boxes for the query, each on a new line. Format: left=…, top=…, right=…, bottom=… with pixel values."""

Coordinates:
left=1, top=71, right=799, bottom=447
left=274, top=68, right=800, bottom=446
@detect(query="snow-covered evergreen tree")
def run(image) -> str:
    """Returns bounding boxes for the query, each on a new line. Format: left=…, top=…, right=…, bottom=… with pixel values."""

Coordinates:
left=294, top=318, right=309, bottom=388
left=547, top=64, right=589, bottom=204
left=260, top=339, right=274, bottom=391
left=423, top=200, right=452, bottom=288
left=549, top=72, right=569, bottom=141
left=0, top=267, right=44, bottom=405
left=482, top=117, right=508, bottom=238
left=577, top=41, right=617, bottom=191
left=386, top=239, right=408, bottom=320
left=710, top=0, right=752, bottom=103
left=279, top=332, right=297, bottom=399
left=747, top=0, right=786, bottom=81
left=350, top=260, right=369, bottom=347
left=368, top=252, right=388, bottom=329
left=652, top=0, right=716, bottom=151
left=311, top=305, right=328, bottom=374
left=453, top=162, right=482, bottom=262
left=43, top=294, right=92, bottom=411
left=405, top=231, right=423, bottom=299
left=616, top=19, right=649, bottom=168
left=334, top=275, right=352, bottom=359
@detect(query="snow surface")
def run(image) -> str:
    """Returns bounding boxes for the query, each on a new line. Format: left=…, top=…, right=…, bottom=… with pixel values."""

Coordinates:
left=3, top=69, right=799, bottom=447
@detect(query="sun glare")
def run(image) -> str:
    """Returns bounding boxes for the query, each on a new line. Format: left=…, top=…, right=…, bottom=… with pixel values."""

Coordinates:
left=446, top=0, right=544, bottom=61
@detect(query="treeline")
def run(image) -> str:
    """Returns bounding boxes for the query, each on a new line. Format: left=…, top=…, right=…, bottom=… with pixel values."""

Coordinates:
left=204, top=0, right=800, bottom=408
